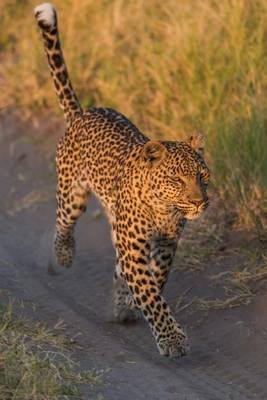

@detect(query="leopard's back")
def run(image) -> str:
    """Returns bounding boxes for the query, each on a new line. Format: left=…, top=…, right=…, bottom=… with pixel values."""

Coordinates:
left=56, top=107, right=147, bottom=208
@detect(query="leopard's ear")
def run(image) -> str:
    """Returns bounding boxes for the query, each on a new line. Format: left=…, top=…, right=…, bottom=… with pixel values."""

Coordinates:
left=142, top=141, right=167, bottom=168
left=188, top=132, right=205, bottom=156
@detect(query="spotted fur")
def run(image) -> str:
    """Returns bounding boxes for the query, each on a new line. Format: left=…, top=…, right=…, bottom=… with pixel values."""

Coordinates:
left=34, top=3, right=210, bottom=357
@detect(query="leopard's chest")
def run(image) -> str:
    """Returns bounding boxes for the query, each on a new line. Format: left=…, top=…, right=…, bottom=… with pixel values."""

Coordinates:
left=151, top=209, right=186, bottom=240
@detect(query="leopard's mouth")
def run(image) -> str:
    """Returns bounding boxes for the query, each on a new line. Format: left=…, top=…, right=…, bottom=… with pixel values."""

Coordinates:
left=176, top=200, right=209, bottom=220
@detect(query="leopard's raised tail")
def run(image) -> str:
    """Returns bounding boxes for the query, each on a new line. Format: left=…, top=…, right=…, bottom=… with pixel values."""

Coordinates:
left=34, top=3, right=82, bottom=123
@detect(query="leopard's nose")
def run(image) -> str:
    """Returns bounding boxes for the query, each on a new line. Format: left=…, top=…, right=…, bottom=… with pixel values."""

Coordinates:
left=191, top=199, right=204, bottom=207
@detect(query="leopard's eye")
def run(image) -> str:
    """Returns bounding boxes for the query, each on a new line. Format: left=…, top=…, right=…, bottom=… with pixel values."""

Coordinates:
left=168, top=175, right=184, bottom=185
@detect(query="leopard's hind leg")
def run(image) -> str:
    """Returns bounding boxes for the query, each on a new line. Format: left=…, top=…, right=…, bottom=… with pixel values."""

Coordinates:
left=53, top=179, right=89, bottom=268
left=53, top=191, right=89, bottom=269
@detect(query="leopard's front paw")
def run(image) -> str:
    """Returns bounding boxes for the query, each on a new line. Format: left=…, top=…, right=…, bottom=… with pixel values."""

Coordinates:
left=157, top=326, right=189, bottom=358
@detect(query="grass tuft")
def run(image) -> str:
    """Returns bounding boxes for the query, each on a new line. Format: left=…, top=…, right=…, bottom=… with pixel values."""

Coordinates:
left=0, top=301, right=102, bottom=400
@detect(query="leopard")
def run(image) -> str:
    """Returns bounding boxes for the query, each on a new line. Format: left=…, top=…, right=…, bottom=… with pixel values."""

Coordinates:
left=34, top=3, right=210, bottom=358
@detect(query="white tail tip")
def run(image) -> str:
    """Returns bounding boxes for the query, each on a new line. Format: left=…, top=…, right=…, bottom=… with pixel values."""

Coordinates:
left=34, top=3, right=56, bottom=29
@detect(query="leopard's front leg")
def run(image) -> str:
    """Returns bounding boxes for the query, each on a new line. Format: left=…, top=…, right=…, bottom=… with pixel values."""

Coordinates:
left=115, top=234, right=189, bottom=357
left=149, top=237, right=177, bottom=292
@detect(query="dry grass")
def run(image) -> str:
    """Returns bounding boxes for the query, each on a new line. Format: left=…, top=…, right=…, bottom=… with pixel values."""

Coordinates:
left=173, top=200, right=267, bottom=313
left=196, top=287, right=254, bottom=311
left=0, top=301, right=102, bottom=400
left=1, top=0, right=266, bottom=228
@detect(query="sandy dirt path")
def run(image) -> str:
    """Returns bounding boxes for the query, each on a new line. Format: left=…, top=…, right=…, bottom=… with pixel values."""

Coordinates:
left=0, top=115, right=267, bottom=399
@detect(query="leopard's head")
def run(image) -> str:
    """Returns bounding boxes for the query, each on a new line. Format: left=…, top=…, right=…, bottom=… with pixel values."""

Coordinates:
left=141, top=134, right=210, bottom=220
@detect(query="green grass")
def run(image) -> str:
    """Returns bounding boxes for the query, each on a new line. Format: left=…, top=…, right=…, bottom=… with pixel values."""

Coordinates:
left=0, top=301, right=102, bottom=400
left=0, top=0, right=266, bottom=228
